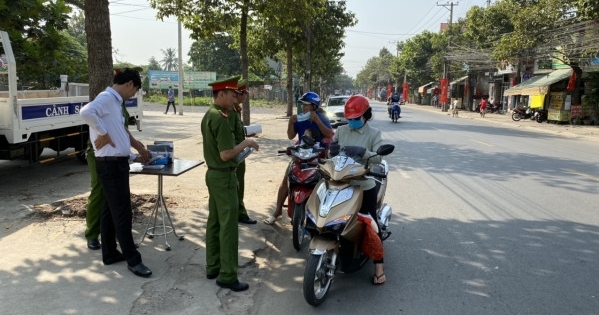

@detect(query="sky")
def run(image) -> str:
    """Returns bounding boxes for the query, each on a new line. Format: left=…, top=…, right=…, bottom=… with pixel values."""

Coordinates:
left=109, top=0, right=490, bottom=79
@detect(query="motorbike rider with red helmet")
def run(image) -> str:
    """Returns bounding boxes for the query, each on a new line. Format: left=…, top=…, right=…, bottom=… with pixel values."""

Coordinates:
left=264, top=92, right=334, bottom=225
left=329, top=94, right=386, bottom=285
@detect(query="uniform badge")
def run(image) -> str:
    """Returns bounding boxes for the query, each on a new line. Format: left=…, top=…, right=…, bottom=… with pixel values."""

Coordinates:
left=218, top=110, right=229, bottom=118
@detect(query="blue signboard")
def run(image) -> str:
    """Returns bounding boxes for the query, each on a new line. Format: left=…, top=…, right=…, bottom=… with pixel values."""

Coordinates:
left=124, top=98, right=137, bottom=108
left=21, top=102, right=88, bottom=120
left=148, top=70, right=216, bottom=90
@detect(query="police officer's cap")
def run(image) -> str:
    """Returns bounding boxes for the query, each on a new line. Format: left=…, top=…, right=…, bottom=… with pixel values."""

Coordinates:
left=209, top=75, right=240, bottom=91
left=237, top=79, right=248, bottom=93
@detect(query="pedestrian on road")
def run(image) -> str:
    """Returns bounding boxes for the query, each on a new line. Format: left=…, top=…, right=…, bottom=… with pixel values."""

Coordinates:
left=165, top=86, right=176, bottom=114
left=231, top=78, right=257, bottom=225
left=80, top=68, right=153, bottom=278
left=480, top=97, right=488, bottom=118
left=201, top=76, right=259, bottom=292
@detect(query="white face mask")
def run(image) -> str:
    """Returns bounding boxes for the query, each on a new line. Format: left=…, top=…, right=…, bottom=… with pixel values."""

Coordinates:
left=297, top=112, right=311, bottom=122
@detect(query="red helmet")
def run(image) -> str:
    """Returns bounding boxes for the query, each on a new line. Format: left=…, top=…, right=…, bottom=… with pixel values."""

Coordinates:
left=344, top=95, right=370, bottom=119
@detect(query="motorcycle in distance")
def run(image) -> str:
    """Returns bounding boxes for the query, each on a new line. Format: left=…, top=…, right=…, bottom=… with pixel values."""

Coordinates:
left=278, top=135, right=326, bottom=251
left=489, top=101, right=504, bottom=114
left=512, top=106, right=534, bottom=121
left=388, top=102, right=401, bottom=123
left=302, top=144, right=395, bottom=306
left=534, top=109, right=548, bottom=123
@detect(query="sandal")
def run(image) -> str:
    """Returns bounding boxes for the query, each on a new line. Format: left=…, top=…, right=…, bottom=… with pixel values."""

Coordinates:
left=372, top=273, right=386, bottom=285
left=263, top=215, right=281, bottom=225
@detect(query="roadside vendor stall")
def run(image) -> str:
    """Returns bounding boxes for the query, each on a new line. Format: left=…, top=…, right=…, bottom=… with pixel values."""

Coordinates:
left=504, top=68, right=573, bottom=122
left=417, top=82, right=435, bottom=105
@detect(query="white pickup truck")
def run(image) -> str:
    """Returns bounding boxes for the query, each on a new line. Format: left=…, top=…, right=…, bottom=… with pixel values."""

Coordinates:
left=0, top=30, right=143, bottom=164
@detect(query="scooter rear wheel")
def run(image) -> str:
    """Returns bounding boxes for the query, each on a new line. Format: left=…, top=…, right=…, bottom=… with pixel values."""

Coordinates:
left=292, top=202, right=306, bottom=251
left=303, top=250, right=334, bottom=306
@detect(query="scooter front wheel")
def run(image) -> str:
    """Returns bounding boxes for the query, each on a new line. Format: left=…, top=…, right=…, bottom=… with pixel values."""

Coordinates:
left=292, top=202, right=306, bottom=251
left=536, top=114, right=545, bottom=123
left=303, top=250, right=334, bottom=306
left=512, top=112, right=521, bottom=121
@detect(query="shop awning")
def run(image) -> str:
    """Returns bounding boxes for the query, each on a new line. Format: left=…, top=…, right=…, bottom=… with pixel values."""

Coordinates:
left=504, top=68, right=572, bottom=96
left=450, top=75, right=468, bottom=86
left=418, top=82, right=435, bottom=93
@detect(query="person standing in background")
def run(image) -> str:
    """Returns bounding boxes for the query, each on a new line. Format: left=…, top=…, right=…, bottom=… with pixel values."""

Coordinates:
left=165, top=86, right=176, bottom=114
left=232, top=79, right=257, bottom=225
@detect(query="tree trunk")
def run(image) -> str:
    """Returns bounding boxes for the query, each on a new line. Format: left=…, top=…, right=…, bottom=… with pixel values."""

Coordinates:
left=84, top=0, right=113, bottom=100
left=240, top=0, right=250, bottom=125
left=286, top=43, right=294, bottom=117
left=304, top=25, right=312, bottom=92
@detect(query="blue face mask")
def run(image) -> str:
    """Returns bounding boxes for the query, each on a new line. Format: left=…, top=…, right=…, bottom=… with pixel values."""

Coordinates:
left=348, top=117, right=364, bottom=129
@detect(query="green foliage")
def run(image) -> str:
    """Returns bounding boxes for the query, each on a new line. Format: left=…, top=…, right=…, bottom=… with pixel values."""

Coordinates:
left=144, top=94, right=214, bottom=106
left=188, top=35, right=240, bottom=77
left=0, top=0, right=86, bottom=88
left=161, top=47, right=178, bottom=71
left=147, top=57, right=162, bottom=71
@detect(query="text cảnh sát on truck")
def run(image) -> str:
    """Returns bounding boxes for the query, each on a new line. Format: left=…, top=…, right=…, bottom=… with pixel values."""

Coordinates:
left=0, top=30, right=143, bottom=164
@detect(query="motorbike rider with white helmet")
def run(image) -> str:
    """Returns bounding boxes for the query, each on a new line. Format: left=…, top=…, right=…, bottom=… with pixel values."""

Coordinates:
left=329, top=94, right=386, bottom=285
left=264, top=92, right=334, bottom=225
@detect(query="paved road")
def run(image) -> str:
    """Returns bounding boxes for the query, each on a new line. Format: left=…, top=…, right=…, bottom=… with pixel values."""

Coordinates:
left=253, top=101, right=599, bottom=314
left=0, top=101, right=597, bottom=314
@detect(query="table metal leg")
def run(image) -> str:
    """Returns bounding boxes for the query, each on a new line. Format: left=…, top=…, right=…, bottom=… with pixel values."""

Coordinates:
left=136, top=174, right=184, bottom=251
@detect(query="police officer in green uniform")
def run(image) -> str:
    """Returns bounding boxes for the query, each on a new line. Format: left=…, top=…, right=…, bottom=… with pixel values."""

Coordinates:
left=85, top=68, right=147, bottom=250
left=201, top=76, right=259, bottom=292
left=231, top=79, right=257, bottom=224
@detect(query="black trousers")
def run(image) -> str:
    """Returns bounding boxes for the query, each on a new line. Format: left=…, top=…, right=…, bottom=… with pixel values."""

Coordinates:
left=166, top=101, right=176, bottom=113
left=96, top=159, right=142, bottom=267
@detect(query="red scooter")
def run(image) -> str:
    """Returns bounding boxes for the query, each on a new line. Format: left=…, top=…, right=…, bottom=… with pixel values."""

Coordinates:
left=279, top=135, right=326, bottom=251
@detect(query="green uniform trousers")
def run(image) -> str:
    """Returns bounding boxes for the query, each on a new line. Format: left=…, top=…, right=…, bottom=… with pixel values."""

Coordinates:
left=85, top=143, right=103, bottom=240
left=236, top=160, right=249, bottom=219
left=205, top=169, right=240, bottom=284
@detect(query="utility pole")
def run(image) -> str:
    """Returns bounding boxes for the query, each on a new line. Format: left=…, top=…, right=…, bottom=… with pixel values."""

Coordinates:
left=437, top=1, right=458, bottom=112
left=177, top=20, right=184, bottom=115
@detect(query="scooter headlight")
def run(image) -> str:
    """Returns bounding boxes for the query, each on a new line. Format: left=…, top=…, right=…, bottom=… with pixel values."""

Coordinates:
left=317, top=186, right=354, bottom=217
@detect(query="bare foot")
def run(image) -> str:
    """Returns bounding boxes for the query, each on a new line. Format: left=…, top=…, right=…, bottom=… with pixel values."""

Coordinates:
left=373, top=263, right=386, bottom=285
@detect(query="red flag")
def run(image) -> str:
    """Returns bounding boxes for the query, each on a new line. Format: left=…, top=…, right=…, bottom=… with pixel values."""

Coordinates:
left=440, top=78, right=449, bottom=103
left=402, top=82, right=409, bottom=101
left=566, top=71, right=576, bottom=91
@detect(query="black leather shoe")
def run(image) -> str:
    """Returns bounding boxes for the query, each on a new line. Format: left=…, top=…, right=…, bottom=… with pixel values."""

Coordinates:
left=238, top=216, right=257, bottom=224
left=87, top=239, right=101, bottom=250
left=206, top=272, right=219, bottom=280
left=216, top=280, right=249, bottom=292
left=103, top=252, right=125, bottom=265
left=128, top=263, right=152, bottom=278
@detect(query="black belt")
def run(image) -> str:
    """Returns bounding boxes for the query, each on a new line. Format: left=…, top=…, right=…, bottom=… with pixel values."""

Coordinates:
left=95, top=156, right=129, bottom=162
left=207, top=166, right=237, bottom=172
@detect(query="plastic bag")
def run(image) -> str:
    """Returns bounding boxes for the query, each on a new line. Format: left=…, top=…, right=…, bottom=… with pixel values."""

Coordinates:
left=357, top=214, right=384, bottom=261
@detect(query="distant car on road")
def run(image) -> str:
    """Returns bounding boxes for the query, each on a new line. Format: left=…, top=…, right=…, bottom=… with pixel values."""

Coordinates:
left=323, top=95, right=350, bottom=128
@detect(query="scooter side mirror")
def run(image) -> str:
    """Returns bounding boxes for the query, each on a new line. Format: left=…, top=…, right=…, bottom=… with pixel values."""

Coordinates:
left=376, top=144, right=395, bottom=156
